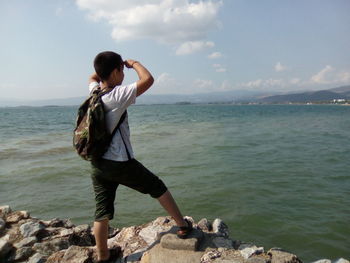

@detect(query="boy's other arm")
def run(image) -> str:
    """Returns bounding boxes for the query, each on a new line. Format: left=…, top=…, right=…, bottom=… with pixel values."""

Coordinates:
left=125, top=60, right=154, bottom=97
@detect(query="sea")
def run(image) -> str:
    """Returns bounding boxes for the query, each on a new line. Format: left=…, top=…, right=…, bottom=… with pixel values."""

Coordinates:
left=0, top=104, right=349, bottom=262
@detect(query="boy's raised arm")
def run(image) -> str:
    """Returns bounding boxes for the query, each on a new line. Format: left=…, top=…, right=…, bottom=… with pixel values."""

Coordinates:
left=89, top=72, right=100, bottom=84
left=124, top=59, right=154, bottom=97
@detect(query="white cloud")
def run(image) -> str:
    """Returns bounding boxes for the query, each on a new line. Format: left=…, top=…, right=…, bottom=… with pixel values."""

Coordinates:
left=155, top=72, right=174, bottom=85
left=309, top=65, right=350, bottom=85
left=76, top=0, right=222, bottom=53
left=310, top=65, right=334, bottom=84
left=239, top=78, right=286, bottom=90
left=336, top=71, right=350, bottom=83
left=176, top=41, right=214, bottom=55
left=290, top=78, right=301, bottom=85
left=208, top=51, right=222, bottom=59
left=152, top=72, right=179, bottom=93
left=212, top=63, right=226, bottom=72
left=275, top=62, right=287, bottom=72
left=193, top=78, right=214, bottom=91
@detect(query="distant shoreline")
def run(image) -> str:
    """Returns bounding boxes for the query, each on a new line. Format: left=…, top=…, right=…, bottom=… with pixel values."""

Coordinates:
left=1, top=102, right=349, bottom=108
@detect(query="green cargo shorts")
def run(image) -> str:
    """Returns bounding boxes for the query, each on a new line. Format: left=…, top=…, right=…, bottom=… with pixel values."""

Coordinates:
left=91, top=158, right=167, bottom=221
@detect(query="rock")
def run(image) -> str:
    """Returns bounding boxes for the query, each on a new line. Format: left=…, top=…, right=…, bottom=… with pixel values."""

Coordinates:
left=239, top=244, right=264, bottom=259
left=9, top=246, right=33, bottom=261
left=0, top=205, right=11, bottom=219
left=108, top=226, right=120, bottom=238
left=14, top=236, right=38, bottom=248
left=334, top=259, right=350, bottom=263
left=46, top=250, right=66, bottom=263
left=209, top=248, right=245, bottom=263
left=212, top=219, right=229, bottom=237
left=160, top=229, right=204, bottom=251
left=68, top=224, right=94, bottom=246
left=20, top=220, right=45, bottom=238
left=201, top=249, right=222, bottom=263
left=6, top=211, right=30, bottom=223
left=197, top=218, right=212, bottom=232
left=311, top=260, right=331, bottom=263
left=32, top=237, right=70, bottom=256
left=141, top=243, right=204, bottom=263
left=44, top=218, right=74, bottom=228
left=61, top=245, right=92, bottom=263
left=138, top=223, right=166, bottom=246
left=0, top=237, right=13, bottom=258
left=0, top=218, right=5, bottom=234
left=247, top=256, right=270, bottom=263
left=212, top=236, right=234, bottom=249
left=59, top=228, right=74, bottom=237
left=27, top=252, right=46, bottom=263
left=108, top=225, right=141, bottom=254
left=124, top=247, right=145, bottom=262
left=267, top=248, right=302, bottom=263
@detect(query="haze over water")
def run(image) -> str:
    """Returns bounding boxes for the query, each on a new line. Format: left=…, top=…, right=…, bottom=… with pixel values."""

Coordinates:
left=0, top=104, right=349, bottom=262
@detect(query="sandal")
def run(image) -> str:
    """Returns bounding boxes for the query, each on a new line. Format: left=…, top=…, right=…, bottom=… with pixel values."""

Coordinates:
left=177, top=218, right=193, bottom=239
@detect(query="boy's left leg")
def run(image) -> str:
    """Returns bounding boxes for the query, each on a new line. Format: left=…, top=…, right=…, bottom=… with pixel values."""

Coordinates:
left=94, top=219, right=110, bottom=261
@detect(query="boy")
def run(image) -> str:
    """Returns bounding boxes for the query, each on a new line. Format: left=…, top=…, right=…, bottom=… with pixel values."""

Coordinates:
left=89, top=51, right=192, bottom=262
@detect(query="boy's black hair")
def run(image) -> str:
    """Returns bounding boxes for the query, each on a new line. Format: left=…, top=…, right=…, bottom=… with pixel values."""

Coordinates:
left=94, top=51, right=123, bottom=81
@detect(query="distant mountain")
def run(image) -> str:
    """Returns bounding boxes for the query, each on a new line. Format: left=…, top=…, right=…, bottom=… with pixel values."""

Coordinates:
left=136, top=89, right=273, bottom=105
left=259, top=85, right=350, bottom=103
left=0, top=90, right=271, bottom=107
left=0, top=97, right=85, bottom=107
left=1, top=85, right=349, bottom=107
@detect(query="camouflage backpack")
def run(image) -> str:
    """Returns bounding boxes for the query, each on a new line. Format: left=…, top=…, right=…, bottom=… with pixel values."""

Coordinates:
left=73, top=88, right=127, bottom=161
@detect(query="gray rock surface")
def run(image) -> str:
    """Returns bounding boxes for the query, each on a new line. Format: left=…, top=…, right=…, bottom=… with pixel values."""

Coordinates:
left=239, top=244, right=264, bottom=259
left=0, top=237, right=12, bottom=257
left=27, top=252, right=46, bottom=263
left=334, top=259, right=350, bottom=263
left=20, top=221, right=45, bottom=238
left=10, top=246, right=33, bottom=261
left=0, top=205, right=11, bottom=218
left=14, top=236, right=38, bottom=248
left=212, top=218, right=229, bottom=237
left=0, top=217, right=5, bottom=234
left=61, top=245, right=92, bottom=263
left=212, top=236, right=234, bottom=249
left=6, top=210, right=30, bottom=223
left=311, top=260, right=332, bottom=263
left=32, top=237, right=70, bottom=256
left=197, top=218, right=212, bottom=232
left=267, top=248, right=302, bottom=263
left=160, top=229, right=204, bottom=251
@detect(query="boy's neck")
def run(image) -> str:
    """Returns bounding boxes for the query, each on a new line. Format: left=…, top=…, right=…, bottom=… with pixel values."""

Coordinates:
left=100, top=80, right=116, bottom=90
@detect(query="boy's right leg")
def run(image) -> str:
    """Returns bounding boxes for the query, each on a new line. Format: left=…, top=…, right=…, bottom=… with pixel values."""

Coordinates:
left=157, top=190, right=188, bottom=227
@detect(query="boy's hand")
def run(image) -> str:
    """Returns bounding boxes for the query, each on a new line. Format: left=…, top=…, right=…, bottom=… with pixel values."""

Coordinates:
left=124, top=59, right=138, bottom=69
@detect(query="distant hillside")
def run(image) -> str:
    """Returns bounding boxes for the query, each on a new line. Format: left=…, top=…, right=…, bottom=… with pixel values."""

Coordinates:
left=259, top=85, right=350, bottom=103
left=0, top=90, right=269, bottom=107
left=1, top=85, right=349, bottom=107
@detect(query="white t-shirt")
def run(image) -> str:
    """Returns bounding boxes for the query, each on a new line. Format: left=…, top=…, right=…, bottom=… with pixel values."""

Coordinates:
left=89, top=81, right=137, bottom=161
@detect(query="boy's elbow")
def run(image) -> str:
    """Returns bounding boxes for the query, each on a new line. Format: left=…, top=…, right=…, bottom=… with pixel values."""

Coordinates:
left=148, top=75, right=154, bottom=86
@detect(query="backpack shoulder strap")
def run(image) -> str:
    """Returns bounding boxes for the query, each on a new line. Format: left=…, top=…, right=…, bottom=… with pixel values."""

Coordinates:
left=110, top=111, right=127, bottom=137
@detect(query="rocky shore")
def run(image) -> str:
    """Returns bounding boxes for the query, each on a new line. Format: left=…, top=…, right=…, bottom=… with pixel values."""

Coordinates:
left=0, top=205, right=348, bottom=263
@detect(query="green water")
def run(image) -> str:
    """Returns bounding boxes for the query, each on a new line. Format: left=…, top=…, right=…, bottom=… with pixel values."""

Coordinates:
left=0, top=104, right=349, bottom=261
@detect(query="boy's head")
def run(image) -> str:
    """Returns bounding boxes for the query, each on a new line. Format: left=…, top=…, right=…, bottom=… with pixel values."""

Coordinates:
left=94, top=51, right=124, bottom=81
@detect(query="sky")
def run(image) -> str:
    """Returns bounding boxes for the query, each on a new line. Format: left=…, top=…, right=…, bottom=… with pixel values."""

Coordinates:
left=0, top=0, right=349, bottom=100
